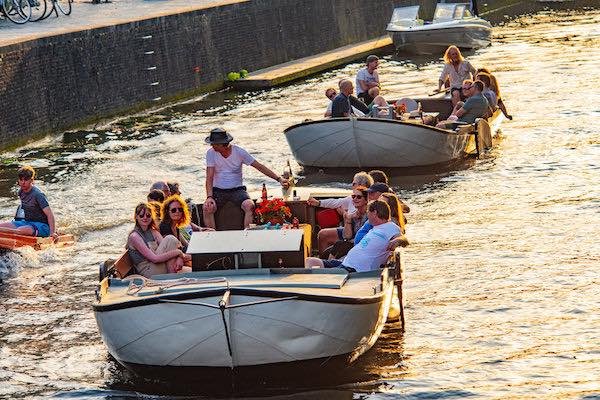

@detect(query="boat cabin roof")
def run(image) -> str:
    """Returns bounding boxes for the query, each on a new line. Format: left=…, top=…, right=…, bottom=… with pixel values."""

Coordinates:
left=187, top=229, right=305, bottom=254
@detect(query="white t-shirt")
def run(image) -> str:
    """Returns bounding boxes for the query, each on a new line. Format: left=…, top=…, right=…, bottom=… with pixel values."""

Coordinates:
left=343, top=221, right=400, bottom=272
left=206, top=145, right=255, bottom=189
left=355, top=68, right=378, bottom=95
left=320, top=195, right=356, bottom=213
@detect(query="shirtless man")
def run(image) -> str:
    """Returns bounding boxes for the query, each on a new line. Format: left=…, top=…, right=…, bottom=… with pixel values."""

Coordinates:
left=0, top=166, right=57, bottom=238
left=202, top=128, right=289, bottom=229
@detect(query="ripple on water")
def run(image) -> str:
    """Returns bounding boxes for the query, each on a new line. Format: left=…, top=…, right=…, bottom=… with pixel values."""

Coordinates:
left=0, top=7, right=600, bottom=400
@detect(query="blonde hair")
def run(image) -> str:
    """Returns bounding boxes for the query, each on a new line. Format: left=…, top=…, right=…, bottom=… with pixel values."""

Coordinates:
left=161, top=194, right=191, bottom=228
left=443, top=45, right=464, bottom=64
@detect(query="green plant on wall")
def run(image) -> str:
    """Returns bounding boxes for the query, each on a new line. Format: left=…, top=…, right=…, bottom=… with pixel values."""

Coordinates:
left=227, top=69, right=249, bottom=81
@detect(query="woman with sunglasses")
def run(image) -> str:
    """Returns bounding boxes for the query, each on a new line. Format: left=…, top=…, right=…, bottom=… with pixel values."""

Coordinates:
left=159, top=194, right=194, bottom=251
left=341, top=186, right=369, bottom=241
left=127, top=202, right=187, bottom=277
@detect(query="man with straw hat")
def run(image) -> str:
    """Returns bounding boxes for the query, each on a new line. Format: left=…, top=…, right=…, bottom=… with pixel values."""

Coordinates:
left=203, top=128, right=289, bottom=229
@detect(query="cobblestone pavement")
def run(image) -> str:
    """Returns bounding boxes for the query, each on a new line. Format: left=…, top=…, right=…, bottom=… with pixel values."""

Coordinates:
left=0, top=0, right=241, bottom=46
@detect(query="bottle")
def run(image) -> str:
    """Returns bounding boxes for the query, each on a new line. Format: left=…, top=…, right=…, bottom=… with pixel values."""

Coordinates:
left=261, top=183, right=268, bottom=202
left=417, top=102, right=424, bottom=123
left=293, top=189, right=300, bottom=201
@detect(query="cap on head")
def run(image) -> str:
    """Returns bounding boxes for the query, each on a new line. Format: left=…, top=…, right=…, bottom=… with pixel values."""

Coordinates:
left=205, top=128, right=234, bottom=145
left=367, top=182, right=391, bottom=194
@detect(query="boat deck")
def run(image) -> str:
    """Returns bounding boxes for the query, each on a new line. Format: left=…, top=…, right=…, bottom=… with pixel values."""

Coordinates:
left=98, top=268, right=387, bottom=307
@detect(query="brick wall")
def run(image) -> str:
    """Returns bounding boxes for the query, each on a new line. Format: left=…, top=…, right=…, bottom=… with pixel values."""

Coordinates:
left=0, top=0, right=418, bottom=149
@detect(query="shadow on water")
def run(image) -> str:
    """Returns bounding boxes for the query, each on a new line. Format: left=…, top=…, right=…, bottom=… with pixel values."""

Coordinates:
left=96, top=324, right=407, bottom=399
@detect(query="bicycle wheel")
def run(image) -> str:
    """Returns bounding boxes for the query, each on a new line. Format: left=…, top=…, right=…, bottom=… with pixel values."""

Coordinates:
left=55, top=0, right=70, bottom=15
left=28, top=0, right=46, bottom=21
left=4, top=0, right=31, bottom=23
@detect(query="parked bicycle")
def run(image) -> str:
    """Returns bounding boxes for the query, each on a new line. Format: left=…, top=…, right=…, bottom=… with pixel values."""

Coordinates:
left=0, top=0, right=31, bottom=24
left=34, top=0, right=70, bottom=21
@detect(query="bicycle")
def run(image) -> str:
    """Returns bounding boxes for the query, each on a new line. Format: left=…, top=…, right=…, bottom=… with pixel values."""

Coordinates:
left=36, top=0, right=70, bottom=20
left=0, top=0, right=31, bottom=24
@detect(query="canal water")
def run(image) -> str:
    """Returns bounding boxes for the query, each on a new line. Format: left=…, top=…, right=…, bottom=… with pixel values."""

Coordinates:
left=1, top=8, right=599, bottom=399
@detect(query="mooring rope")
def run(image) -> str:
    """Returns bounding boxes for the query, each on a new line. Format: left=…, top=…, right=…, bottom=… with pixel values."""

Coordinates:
left=126, top=275, right=227, bottom=296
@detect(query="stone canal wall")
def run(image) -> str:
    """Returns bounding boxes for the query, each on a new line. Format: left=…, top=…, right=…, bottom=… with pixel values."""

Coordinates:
left=0, top=0, right=412, bottom=150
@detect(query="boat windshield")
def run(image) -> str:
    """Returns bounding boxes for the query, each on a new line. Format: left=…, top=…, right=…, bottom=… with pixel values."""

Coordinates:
left=389, top=6, right=420, bottom=26
left=433, top=3, right=470, bottom=21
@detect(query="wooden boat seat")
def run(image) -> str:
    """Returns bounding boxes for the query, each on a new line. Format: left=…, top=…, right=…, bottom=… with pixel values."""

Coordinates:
left=190, top=201, right=245, bottom=231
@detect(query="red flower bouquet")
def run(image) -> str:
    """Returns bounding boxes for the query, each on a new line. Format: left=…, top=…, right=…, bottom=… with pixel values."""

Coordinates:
left=256, top=198, right=292, bottom=224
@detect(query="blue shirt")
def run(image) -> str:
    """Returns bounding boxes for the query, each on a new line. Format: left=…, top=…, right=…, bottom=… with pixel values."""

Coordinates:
left=18, top=186, right=49, bottom=224
left=331, top=93, right=351, bottom=118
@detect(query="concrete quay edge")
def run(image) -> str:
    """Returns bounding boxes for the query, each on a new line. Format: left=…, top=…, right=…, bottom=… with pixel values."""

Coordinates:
left=232, top=36, right=394, bottom=90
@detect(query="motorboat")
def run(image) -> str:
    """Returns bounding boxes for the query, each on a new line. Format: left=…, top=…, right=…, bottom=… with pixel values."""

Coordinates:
left=93, top=226, right=404, bottom=371
left=386, top=3, right=492, bottom=54
left=284, top=97, right=503, bottom=169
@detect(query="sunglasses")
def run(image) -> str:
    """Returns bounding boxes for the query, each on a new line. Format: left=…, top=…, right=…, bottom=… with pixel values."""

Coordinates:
left=137, top=212, right=152, bottom=219
left=351, top=194, right=364, bottom=199
left=170, top=207, right=184, bottom=213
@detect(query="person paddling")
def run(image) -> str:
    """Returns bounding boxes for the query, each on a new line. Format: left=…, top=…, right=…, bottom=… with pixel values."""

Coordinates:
left=0, top=166, right=58, bottom=239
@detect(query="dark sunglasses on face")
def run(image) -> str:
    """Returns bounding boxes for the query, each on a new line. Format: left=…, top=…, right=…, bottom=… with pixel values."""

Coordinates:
left=170, top=207, right=184, bottom=213
left=351, top=194, right=364, bottom=199
left=137, top=212, right=152, bottom=218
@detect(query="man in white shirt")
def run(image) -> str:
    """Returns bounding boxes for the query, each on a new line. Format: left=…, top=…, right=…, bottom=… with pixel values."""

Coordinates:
left=203, top=128, right=289, bottom=229
left=305, top=199, right=402, bottom=273
left=355, top=55, right=380, bottom=105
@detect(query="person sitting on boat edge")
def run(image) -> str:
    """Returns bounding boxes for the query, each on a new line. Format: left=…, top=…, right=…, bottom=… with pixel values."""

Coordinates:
left=127, top=202, right=190, bottom=277
left=305, top=200, right=404, bottom=273
left=0, top=166, right=57, bottom=239
left=438, top=45, right=477, bottom=106
left=356, top=55, right=380, bottom=105
left=203, top=128, right=289, bottom=230
left=324, top=87, right=366, bottom=118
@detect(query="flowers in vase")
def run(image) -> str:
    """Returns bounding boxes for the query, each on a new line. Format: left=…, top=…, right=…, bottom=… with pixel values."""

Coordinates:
left=255, top=198, right=292, bottom=224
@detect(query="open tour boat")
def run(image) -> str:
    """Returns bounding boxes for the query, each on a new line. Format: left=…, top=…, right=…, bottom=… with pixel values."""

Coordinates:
left=93, top=193, right=405, bottom=372
left=285, top=96, right=503, bottom=170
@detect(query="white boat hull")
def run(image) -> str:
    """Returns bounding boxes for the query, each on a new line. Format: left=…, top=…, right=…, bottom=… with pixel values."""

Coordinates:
left=284, top=118, right=476, bottom=169
left=388, top=22, right=492, bottom=54
left=94, top=269, right=395, bottom=368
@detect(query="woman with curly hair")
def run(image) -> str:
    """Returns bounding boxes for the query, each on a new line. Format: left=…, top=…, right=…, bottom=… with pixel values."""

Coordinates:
left=159, top=194, right=193, bottom=251
left=127, top=202, right=187, bottom=277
